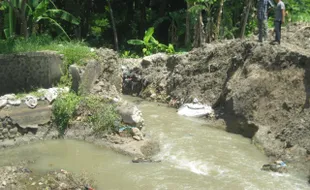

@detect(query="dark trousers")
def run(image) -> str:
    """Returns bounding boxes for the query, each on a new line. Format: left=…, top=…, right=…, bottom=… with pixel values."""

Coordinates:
left=274, top=21, right=282, bottom=43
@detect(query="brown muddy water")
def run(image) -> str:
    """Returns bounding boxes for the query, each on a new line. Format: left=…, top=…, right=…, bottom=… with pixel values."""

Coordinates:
left=0, top=96, right=309, bottom=190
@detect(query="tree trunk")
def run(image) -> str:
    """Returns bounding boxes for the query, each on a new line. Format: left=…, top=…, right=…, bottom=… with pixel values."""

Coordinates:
left=185, top=1, right=191, bottom=46
left=193, top=12, right=204, bottom=47
left=139, top=0, right=146, bottom=39
left=107, top=0, right=119, bottom=52
left=20, top=0, right=28, bottom=38
left=215, top=0, right=224, bottom=40
left=159, top=0, right=167, bottom=17
left=240, top=0, right=252, bottom=39
left=0, top=10, right=4, bottom=39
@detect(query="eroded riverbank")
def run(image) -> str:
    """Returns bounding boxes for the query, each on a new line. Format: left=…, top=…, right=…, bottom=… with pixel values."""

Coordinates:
left=0, top=97, right=309, bottom=190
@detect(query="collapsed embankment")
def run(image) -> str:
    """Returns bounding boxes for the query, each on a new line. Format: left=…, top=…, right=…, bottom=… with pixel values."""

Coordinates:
left=121, top=23, right=310, bottom=176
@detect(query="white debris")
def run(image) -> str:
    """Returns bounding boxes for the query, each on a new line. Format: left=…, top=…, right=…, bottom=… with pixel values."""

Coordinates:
left=25, top=95, right=38, bottom=109
left=177, top=99, right=213, bottom=117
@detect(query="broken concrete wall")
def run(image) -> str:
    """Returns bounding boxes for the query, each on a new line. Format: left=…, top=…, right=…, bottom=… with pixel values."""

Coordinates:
left=0, top=51, right=64, bottom=95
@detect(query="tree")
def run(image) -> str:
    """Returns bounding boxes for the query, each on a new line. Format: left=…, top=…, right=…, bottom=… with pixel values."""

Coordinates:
left=214, top=0, right=224, bottom=40
left=107, top=0, right=119, bottom=51
left=240, top=0, right=252, bottom=39
left=1, top=0, right=79, bottom=39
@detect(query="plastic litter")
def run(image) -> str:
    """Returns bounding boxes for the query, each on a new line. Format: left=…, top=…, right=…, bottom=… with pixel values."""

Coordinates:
left=177, top=98, right=213, bottom=117
left=25, top=95, right=38, bottom=109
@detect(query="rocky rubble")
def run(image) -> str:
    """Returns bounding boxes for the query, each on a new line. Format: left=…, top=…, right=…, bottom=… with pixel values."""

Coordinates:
left=0, top=163, right=94, bottom=190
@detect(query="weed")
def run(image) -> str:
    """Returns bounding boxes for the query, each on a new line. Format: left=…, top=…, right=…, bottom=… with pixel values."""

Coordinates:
left=52, top=92, right=81, bottom=136
left=82, top=96, right=121, bottom=134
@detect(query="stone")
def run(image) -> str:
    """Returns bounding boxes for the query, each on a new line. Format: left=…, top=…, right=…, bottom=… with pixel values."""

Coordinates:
left=131, top=127, right=144, bottom=141
left=8, top=133, right=15, bottom=139
left=8, top=99, right=21, bottom=106
left=116, top=101, right=144, bottom=129
left=132, top=157, right=161, bottom=163
left=2, top=128, right=8, bottom=134
left=133, top=135, right=142, bottom=141
left=2, top=181, right=7, bottom=186
left=0, top=99, right=7, bottom=108
left=9, top=127, right=18, bottom=134
left=69, top=64, right=83, bottom=93
left=19, top=125, right=39, bottom=129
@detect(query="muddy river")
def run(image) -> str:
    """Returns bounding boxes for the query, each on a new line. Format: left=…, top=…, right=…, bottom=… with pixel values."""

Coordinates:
left=0, top=97, right=309, bottom=190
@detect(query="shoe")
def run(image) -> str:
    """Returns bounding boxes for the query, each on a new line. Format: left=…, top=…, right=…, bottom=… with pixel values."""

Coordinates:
left=270, top=40, right=279, bottom=45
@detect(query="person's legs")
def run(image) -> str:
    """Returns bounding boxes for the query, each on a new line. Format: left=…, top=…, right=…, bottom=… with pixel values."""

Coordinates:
left=279, top=22, right=282, bottom=44
left=263, top=19, right=268, bottom=41
left=258, top=19, right=263, bottom=42
left=275, top=21, right=281, bottom=43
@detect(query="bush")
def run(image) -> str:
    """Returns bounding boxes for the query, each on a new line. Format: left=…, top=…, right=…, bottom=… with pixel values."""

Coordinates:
left=83, top=96, right=121, bottom=134
left=52, top=92, right=81, bottom=136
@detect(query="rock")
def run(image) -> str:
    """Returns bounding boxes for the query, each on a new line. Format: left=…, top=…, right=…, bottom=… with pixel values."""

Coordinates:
left=2, top=128, right=8, bottom=134
left=132, top=157, right=161, bottom=163
left=0, top=99, right=7, bottom=108
left=18, top=124, right=38, bottom=130
left=116, top=101, right=144, bottom=129
left=131, top=127, right=144, bottom=141
left=261, top=160, right=288, bottom=173
left=8, top=99, right=21, bottom=106
left=25, top=95, right=38, bottom=109
left=8, top=127, right=17, bottom=134
left=2, top=181, right=6, bottom=186
left=3, top=94, right=16, bottom=100
left=133, top=135, right=142, bottom=141
left=69, top=64, right=83, bottom=93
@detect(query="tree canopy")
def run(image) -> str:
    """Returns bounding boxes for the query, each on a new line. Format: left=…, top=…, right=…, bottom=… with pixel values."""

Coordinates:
left=0, top=0, right=309, bottom=53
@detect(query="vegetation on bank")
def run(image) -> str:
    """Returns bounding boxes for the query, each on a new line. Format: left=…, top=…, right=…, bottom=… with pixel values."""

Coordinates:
left=52, top=93, right=120, bottom=136
left=52, top=92, right=81, bottom=136
left=1, top=0, right=309, bottom=54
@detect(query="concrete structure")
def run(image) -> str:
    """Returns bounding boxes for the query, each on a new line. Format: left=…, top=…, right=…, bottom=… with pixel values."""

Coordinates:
left=0, top=51, right=63, bottom=95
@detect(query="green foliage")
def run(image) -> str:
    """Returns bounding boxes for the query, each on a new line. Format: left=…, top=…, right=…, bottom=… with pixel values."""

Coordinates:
left=120, top=50, right=139, bottom=58
left=82, top=96, right=121, bottom=134
left=15, top=89, right=45, bottom=99
left=90, top=13, right=110, bottom=37
left=127, top=27, right=175, bottom=56
left=52, top=92, right=81, bottom=136
left=285, top=0, right=310, bottom=22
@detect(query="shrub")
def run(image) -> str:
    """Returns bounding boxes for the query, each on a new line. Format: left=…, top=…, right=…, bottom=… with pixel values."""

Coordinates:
left=83, top=96, right=121, bottom=134
left=52, top=92, right=81, bottom=136
left=127, top=27, right=175, bottom=56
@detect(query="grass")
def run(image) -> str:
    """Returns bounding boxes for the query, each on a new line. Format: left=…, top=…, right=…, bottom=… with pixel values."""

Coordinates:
left=81, top=95, right=121, bottom=134
left=15, top=89, right=45, bottom=99
left=0, top=35, right=97, bottom=66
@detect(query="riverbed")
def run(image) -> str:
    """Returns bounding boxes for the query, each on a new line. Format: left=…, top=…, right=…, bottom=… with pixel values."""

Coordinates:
left=0, top=97, right=309, bottom=190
